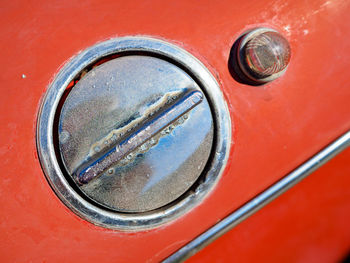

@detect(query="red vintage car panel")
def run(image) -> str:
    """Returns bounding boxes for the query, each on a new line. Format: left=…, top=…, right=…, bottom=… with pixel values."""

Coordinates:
left=0, top=0, right=349, bottom=262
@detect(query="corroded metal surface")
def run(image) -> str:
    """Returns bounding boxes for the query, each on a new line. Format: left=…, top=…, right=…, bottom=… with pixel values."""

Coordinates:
left=75, top=90, right=204, bottom=185
left=37, top=36, right=231, bottom=230
left=59, top=55, right=214, bottom=212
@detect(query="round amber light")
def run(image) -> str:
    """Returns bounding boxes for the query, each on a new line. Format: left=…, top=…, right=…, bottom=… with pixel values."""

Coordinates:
left=238, top=28, right=291, bottom=83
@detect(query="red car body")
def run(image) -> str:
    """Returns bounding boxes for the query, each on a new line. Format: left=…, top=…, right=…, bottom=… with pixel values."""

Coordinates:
left=0, top=0, right=349, bottom=262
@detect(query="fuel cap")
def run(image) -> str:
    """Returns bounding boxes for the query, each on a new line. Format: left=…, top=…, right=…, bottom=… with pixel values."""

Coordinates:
left=37, top=37, right=231, bottom=229
left=59, top=55, right=214, bottom=212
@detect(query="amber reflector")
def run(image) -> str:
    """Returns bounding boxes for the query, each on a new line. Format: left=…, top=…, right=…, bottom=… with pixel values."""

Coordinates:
left=238, top=29, right=291, bottom=83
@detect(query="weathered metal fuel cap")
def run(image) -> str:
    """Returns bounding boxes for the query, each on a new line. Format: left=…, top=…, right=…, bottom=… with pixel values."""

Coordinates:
left=59, top=55, right=214, bottom=212
left=37, top=37, right=231, bottom=230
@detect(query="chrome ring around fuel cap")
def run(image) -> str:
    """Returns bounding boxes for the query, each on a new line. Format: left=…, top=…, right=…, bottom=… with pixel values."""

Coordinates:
left=37, top=36, right=231, bottom=230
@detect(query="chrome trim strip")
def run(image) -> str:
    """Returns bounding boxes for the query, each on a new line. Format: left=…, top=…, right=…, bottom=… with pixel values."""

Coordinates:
left=164, top=130, right=350, bottom=262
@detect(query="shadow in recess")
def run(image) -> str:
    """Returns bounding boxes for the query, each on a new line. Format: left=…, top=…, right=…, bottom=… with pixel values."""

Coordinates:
left=227, top=34, right=264, bottom=87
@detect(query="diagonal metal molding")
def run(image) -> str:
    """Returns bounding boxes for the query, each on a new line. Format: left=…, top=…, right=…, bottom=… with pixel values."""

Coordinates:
left=163, top=130, right=350, bottom=262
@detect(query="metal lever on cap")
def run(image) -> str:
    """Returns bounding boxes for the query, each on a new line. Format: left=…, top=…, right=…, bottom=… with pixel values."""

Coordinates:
left=74, top=90, right=204, bottom=185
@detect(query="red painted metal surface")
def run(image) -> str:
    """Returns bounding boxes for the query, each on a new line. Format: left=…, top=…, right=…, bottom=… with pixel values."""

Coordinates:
left=0, top=0, right=349, bottom=262
left=189, top=148, right=350, bottom=263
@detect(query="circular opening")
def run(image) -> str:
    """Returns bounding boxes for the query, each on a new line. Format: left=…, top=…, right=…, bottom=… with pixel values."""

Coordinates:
left=37, top=37, right=231, bottom=230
